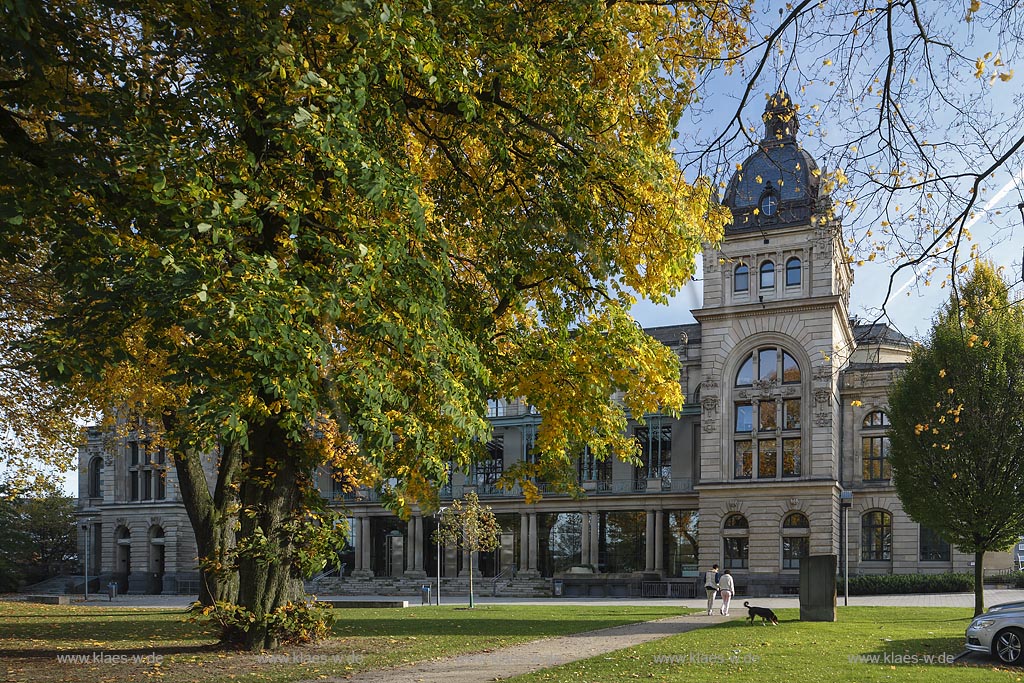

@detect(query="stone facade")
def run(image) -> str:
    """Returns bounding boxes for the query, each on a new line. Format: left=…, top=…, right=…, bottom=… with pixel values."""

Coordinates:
left=76, top=428, right=200, bottom=594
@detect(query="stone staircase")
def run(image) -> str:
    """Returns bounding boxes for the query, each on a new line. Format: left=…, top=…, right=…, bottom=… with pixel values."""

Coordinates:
left=306, top=574, right=552, bottom=599
left=18, top=575, right=80, bottom=595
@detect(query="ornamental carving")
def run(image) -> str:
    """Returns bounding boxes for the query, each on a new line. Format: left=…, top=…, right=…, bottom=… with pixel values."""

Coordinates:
left=813, top=363, right=834, bottom=383
left=701, top=395, right=719, bottom=418
left=753, top=378, right=777, bottom=398
left=814, top=411, right=831, bottom=427
left=703, top=420, right=717, bottom=433
left=149, top=516, right=162, bottom=526
left=702, top=377, right=720, bottom=392
left=726, top=499, right=743, bottom=512
left=813, top=388, right=832, bottom=406
left=787, top=498, right=803, bottom=511
left=780, top=385, right=800, bottom=397
left=706, top=252, right=721, bottom=273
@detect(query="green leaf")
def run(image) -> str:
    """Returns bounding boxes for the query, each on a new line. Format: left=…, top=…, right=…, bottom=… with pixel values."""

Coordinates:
left=197, top=223, right=212, bottom=233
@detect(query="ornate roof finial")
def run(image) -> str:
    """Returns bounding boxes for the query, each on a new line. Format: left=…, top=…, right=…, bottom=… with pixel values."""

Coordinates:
left=762, top=89, right=798, bottom=143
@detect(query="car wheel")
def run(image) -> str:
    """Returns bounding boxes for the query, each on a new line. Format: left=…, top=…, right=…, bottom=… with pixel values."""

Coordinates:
left=994, top=627, right=1024, bottom=665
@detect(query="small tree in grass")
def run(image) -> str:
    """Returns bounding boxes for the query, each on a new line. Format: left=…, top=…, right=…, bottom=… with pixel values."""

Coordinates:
left=889, top=261, right=1024, bottom=616
left=433, top=493, right=501, bottom=608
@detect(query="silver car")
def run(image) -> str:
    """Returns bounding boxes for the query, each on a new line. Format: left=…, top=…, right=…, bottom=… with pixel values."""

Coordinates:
left=966, top=607, right=1024, bottom=665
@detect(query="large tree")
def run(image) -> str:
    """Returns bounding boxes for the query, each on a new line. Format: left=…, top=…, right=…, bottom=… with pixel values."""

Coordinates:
left=888, top=261, right=1024, bottom=616
left=1, top=1, right=746, bottom=649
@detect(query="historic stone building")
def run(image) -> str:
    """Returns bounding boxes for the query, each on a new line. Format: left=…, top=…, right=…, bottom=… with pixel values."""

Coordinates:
left=76, top=92, right=1008, bottom=596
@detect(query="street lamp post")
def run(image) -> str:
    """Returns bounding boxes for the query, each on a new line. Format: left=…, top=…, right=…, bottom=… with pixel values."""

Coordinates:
left=435, top=507, right=446, bottom=606
left=840, top=491, right=853, bottom=607
left=81, top=518, right=94, bottom=601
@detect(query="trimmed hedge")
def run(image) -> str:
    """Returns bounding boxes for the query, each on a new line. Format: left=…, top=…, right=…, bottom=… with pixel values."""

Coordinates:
left=837, top=572, right=974, bottom=595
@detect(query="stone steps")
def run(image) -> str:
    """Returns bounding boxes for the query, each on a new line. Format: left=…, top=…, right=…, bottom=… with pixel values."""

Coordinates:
left=306, top=576, right=551, bottom=598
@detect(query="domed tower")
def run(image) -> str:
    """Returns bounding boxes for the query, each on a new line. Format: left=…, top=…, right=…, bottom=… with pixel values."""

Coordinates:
left=692, top=91, right=854, bottom=596
left=723, top=90, right=824, bottom=231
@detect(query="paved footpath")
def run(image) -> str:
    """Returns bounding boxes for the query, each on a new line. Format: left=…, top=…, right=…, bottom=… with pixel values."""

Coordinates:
left=313, top=611, right=731, bottom=683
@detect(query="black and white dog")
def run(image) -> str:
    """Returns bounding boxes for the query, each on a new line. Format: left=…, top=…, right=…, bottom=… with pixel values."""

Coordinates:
left=743, top=601, right=779, bottom=625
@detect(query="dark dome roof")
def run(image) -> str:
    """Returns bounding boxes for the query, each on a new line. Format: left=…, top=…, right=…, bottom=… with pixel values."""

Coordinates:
left=722, top=91, right=826, bottom=232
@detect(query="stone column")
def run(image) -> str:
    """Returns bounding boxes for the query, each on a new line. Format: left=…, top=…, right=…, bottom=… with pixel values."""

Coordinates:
left=528, top=512, right=539, bottom=574
left=589, top=512, right=600, bottom=568
left=414, top=516, right=425, bottom=573
left=352, top=516, right=363, bottom=571
left=579, top=512, right=590, bottom=567
left=645, top=511, right=655, bottom=572
left=405, top=518, right=416, bottom=574
left=519, top=513, right=529, bottom=572
left=359, top=517, right=373, bottom=576
left=654, top=510, right=665, bottom=574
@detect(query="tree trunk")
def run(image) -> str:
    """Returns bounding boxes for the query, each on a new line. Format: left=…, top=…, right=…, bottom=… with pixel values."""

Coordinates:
left=233, top=415, right=305, bottom=651
left=974, top=550, right=985, bottom=616
left=171, top=434, right=240, bottom=606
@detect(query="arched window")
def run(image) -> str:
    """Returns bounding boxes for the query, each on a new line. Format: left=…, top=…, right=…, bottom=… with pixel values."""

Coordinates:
left=785, top=257, right=801, bottom=287
left=783, top=512, right=809, bottom=528
left=862, top=411, right=891, bottom=481
left=782, top=512, right=810, bottom=570
left=88, top=456, right=103, bottom=498
left=734, top=264, right=749, bottom=293
left=723, top=514, right=749, bottom=569
left=734, top=347, right=802, bottom=480
left=861, top=510, right=892, bottom=561
left=760, top=261, right=775, bottom=289
left=724, top=514, right=749, bottom=529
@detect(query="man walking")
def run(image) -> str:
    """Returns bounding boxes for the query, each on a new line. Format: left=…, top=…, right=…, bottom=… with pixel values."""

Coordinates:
left=704, top=563, right=720, bottom=615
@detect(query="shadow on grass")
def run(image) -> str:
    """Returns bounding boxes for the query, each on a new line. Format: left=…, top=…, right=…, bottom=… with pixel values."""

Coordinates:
left=0, top=643, right=223, bottom=660
left=1, top=612, right=217, bottom=644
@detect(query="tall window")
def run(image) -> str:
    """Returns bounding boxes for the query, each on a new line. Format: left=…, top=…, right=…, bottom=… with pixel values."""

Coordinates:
left=88, top=456, right=103, bottom=498
left=578, top=446, right=612, bottom=485
left=782, top=512, right=810, bottom=570
left=723, top=514, right=749, bottom=569
left=635, top=422, right=671, bottom=480
left=734, top=347, right=802, bottom=480
left=920, top=526, right=951, bottom=561
left=785, top=257, right=801, bottom=286
left=734, top=264, right=749, bottom=293
left=474, top=435, right=504, bottom=494
left=760, top=261, right=775, bottom=289
left=862, top=411, right=891, bottom=481
left=861, top=510, right=892, bottom=561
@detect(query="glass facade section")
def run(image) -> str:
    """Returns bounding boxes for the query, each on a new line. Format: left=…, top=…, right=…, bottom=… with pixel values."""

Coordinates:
left=664, top=510, right=699, bottom=576
left=599, top=511, right=645, bottom=574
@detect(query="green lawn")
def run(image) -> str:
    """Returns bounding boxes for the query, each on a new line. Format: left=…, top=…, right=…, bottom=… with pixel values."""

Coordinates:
left=0, top=600, right=683, bottom=683
left=509, top=607, right=1021, bottom=682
